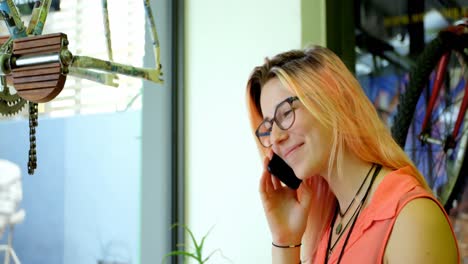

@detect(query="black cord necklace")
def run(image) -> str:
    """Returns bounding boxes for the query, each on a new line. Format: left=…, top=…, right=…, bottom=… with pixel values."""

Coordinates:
left=329, top=200, right=363, bottom=254
left=324, top=164, right=382, bottom=264
left=336, top=163, right=375, bottom=235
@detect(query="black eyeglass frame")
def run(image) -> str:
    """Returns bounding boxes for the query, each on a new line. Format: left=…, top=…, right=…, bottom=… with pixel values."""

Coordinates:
left=255, top=96, right=300, bottom=148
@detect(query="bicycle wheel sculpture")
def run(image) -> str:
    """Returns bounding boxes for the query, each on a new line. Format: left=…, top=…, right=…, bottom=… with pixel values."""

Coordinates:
left=0, top=0, right=163, bottom=174
left=392, top=24, right=468, bottom=212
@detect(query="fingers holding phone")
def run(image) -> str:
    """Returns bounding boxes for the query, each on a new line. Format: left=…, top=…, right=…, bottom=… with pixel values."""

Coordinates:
left=258, top=152, right=310, bottom=244
left=259, top=152, right=297, bottom=195
left=259, top=155, right=275, bottom=195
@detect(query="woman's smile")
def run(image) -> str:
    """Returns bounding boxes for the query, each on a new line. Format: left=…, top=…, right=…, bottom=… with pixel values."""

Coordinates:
left=284, top=142, right=304, bottom=160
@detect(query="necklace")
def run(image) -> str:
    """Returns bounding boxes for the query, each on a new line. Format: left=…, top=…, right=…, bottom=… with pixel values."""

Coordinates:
left=329, top=201, right=363, bottom=254
left=324, top=164, right=382, bottom=264
left=336, top=163, right=375, bottom=235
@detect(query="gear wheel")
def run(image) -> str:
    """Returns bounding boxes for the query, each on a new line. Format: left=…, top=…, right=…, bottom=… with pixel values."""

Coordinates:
left=0, top=77, right=27, bottom=116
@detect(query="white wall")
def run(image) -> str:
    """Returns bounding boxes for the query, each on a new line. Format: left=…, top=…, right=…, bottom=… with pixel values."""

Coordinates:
left=186, top=1, right=301, bottom=262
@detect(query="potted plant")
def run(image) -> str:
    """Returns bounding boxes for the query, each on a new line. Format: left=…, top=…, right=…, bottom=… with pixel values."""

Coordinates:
left=162, top=224, right=230, bottom=264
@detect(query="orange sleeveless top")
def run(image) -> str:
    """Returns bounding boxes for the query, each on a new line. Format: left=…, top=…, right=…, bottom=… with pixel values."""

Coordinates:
left=313, top=166, right=460, bottom=263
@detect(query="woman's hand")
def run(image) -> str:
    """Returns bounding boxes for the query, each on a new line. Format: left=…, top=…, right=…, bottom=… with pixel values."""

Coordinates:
left=259, top=152, right=313, bottom=246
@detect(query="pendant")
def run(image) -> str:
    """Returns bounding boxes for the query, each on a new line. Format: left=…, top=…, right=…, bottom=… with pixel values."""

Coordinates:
left=335, top=222, right=342, bottom=234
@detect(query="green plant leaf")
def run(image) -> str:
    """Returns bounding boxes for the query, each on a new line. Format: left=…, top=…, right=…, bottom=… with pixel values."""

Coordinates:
left=203, top=248, right=221, bottom=263
left=199, top=226, right=215, bottom=252
left=164, top=224, right=226, bottom=264
left=172, top=223, right=202, bottom=258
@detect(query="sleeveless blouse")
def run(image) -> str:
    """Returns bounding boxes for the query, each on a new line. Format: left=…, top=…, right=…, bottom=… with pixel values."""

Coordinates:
left=312, top=166, right=460, bottom=263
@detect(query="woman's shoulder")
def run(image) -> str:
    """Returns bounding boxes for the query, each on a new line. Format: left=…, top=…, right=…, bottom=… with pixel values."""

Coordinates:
left=380, top=167, right=459, bottom=263
left=357, top=166, right=430, bottom=236
left=365, top=166, right=428, bottom=217
left=384, top=196, right=459, bottom=263
left=378, top=166, right=422, bottom=192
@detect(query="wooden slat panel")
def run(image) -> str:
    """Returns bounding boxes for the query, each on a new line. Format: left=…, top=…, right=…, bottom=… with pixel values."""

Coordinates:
left=15, top=75, right=66, bottom=103
left=14, top=80, right=59, bottom=90
left=14, top=44, right=62, bottom=55
left=13, top=35, right=63, bottom=51
left=13, top=38, right=62, bottom=51
left=13, top=74, right=61, bottom=84
left=14, top=33, right=63, bottom=43
left=13, top=39, right=61, bottom=51
left=13, top=66, right=61, bottom=78
left=17, top=87, right=58, bottom=103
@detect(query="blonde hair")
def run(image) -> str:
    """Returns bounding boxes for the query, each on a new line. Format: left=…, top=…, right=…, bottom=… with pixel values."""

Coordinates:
left=245, top=46, right=429, bottom=262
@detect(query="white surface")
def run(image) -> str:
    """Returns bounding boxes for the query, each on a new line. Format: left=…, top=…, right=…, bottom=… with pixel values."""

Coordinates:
left=0, top=160, right=23, bottom=229
left=0, top=160, right=20, bottom=187
left=186, top=1, right=301, bottom=262
left=0, top=160, right=23, bottom=264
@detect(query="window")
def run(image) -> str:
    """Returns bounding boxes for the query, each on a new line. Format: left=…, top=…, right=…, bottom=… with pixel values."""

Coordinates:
left=3, top=0, right=145, bottom=117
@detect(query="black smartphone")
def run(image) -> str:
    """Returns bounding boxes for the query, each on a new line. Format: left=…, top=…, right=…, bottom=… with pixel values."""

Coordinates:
left=267, top=153, right=302, bottom=189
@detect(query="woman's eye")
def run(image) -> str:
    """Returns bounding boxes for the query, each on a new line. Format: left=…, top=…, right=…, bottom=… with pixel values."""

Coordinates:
left=283, top=110, right=293, bottom=117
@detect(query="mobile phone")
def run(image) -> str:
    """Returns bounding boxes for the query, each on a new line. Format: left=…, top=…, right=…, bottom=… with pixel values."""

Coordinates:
left=267, top=153, right=302, bottom=189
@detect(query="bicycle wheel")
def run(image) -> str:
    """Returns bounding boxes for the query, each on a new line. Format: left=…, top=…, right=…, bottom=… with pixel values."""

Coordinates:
left=392, top=27, right=468, bottom=212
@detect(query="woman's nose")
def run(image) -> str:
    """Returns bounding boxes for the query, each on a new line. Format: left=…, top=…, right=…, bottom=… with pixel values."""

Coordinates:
left=270, top=123, right=288, bottom=146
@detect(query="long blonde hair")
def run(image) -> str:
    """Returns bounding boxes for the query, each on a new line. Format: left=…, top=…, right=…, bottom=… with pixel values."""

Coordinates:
left=245, top=46, right=429, bottom=262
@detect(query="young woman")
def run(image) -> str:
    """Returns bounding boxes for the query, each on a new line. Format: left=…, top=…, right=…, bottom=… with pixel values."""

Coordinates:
left=246, top=46, right=459, bottom=263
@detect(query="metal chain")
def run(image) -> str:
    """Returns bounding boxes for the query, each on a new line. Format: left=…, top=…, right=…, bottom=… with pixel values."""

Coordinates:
left=28, top=101, right=38, bottom=175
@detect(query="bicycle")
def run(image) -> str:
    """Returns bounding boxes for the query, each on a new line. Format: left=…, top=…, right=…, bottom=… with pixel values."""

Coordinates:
left=0, top=0, right=163, bottom=174
left=391, top=22, right=468, bottom=213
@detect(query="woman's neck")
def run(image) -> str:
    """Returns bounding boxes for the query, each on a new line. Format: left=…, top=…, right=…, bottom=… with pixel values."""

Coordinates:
left=323, top=151, right=376, bottom=216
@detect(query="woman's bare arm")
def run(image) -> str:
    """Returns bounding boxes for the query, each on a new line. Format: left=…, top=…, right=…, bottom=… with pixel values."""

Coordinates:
left=385, top=198, right=458, bottom=263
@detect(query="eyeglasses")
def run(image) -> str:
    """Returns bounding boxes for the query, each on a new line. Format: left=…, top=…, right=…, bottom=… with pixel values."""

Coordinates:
left=255, top=96, right=299, bottom=148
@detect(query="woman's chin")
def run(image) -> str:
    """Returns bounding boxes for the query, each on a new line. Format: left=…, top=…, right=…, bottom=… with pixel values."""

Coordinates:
left=294, top=170, right=312, bottom=181
left=297, top=170, right=322, bottom=182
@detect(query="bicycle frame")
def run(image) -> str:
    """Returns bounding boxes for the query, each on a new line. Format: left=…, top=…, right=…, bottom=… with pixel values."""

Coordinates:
left=0, top=0, right=163, bottom=86
left=419, top=51, right=468, bottom=151
left=0, top=0, right=27, bottom=39
left=27, top=0, right=52, bottom=36
left=0, top=0, right=164, bottom=175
